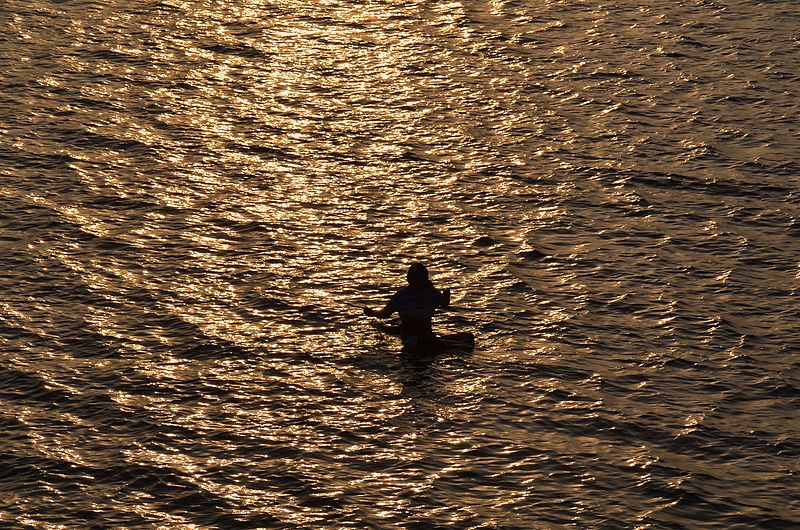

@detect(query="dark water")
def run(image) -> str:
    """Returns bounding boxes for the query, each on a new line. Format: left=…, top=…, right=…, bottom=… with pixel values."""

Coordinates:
left=1, top=0, right=799, bottom=527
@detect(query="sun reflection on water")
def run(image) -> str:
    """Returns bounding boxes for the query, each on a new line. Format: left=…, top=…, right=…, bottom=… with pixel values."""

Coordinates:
left=1, top=0, right=799, bottom=526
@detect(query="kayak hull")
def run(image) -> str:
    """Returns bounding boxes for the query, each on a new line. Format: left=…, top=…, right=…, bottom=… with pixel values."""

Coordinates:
left=371, top=322, right=475, bottom=353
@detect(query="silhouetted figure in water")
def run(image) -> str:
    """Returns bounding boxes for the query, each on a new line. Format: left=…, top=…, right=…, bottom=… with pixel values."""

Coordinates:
left=365, top=263, right=473, bottom=352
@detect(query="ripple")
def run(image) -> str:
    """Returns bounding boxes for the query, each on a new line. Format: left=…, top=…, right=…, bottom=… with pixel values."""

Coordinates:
left=1, top=0, right=799, bottom=527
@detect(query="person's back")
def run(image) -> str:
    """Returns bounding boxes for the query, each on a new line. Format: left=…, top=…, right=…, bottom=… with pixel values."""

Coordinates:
left=387, top=283, right=443, bottom=343
left=364, top=263, right=450, bottom=346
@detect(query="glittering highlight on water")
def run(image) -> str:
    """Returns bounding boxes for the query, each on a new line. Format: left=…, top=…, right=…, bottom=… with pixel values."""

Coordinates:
left=1, top=0, right=799, bottom=527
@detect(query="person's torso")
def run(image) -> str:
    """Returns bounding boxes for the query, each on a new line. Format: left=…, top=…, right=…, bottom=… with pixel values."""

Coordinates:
left=391, top=286, right=441, bottom=319
left=390, top=286, right=441, bottom=341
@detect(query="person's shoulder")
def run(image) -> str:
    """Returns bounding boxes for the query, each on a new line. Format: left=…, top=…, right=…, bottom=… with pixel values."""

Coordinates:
left=390, top=286, right=411, bottom=299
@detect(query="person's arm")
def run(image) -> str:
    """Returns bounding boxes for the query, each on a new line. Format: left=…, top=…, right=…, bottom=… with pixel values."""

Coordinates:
left=364, top=292, right=398, bottom=319
left=363, top=305, right=393, bottom=319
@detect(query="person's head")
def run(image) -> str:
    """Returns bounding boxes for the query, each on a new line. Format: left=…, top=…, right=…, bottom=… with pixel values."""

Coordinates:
left=406, top=262, right=431, bottom=289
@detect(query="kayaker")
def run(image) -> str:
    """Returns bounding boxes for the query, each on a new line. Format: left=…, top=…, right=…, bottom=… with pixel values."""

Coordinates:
left=364, top=262, right=451, bottom=348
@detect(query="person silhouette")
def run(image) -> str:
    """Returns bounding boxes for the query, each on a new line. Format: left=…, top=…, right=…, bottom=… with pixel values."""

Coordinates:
left=364, top=263, right=452, bottom=349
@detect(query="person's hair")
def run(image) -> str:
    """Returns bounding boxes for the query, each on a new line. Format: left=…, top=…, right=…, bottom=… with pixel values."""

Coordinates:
left=407, top=262, right=433, bottom=289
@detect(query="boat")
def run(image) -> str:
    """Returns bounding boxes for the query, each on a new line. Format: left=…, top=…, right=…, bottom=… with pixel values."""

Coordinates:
left=371, top=321, right=475, bottom=353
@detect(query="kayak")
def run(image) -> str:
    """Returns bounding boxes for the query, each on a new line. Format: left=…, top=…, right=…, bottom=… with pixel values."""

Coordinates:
left=371, top=321, right=475, bottom=353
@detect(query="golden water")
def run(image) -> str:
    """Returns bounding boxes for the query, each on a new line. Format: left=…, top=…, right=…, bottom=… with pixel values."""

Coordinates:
left=1, top=0, right=798, bottom=527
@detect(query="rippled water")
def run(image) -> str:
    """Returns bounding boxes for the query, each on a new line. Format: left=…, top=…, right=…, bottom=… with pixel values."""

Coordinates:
left=1, top=0, right=799, bottom=527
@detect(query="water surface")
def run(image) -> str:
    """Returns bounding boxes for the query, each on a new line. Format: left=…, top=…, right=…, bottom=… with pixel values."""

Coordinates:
left=1, top=0, right=799, bottom=527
